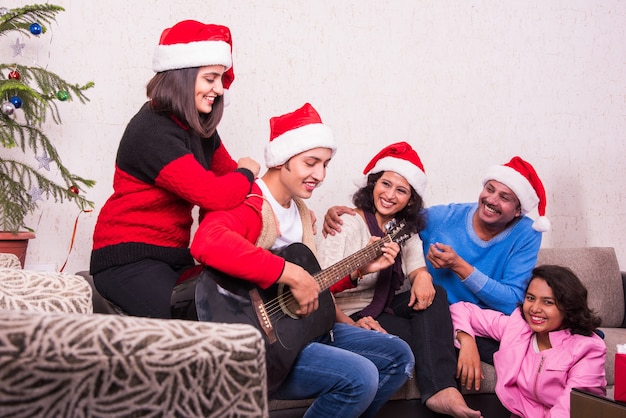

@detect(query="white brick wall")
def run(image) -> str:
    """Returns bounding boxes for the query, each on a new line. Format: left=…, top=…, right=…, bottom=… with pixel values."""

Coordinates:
left=4, top=0, right=626, bottom=271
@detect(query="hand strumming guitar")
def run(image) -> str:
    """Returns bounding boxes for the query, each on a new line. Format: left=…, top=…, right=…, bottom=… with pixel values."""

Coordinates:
left=277, top=262, right=321, bottom=317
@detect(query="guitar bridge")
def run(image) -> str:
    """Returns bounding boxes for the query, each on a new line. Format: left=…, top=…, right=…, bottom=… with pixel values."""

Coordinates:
left=250, top=288, right=277, bottom=344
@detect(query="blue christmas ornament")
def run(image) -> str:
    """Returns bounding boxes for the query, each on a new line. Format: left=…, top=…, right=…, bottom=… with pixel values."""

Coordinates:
left=29, top=23, right=43, bottom=35
left=9, top=96, right=22, bottom=109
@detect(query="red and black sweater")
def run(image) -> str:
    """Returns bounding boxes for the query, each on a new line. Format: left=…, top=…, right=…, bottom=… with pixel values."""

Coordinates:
left=90, top=102, right=254, bottom=274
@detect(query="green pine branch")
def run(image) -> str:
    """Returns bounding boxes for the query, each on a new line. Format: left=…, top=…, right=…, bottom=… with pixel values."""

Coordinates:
left=0, top=4, right=64, bottom=37
left=0, top=4, right=95, bottom=232
left=1, top=64, right=93, bottom=126
left=0, top=159, right=94, bottom=232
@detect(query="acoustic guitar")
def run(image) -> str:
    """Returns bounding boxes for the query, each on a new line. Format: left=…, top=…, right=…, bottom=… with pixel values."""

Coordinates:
left=171, top=219, right=410, bottom=394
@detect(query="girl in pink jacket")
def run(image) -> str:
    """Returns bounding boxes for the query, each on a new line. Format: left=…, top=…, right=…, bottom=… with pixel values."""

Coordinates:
left=451, top=264, right=607, bottom=418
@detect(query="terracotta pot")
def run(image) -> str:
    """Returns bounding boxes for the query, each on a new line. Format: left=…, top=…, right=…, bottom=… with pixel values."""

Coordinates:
left=0, top=231, right=36, bottom=268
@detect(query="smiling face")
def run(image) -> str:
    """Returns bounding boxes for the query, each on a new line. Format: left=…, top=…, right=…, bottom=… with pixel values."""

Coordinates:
left=194, top=65, right=226, bottom=114
left=523, top=277, right=565, bottom=343
left=274, top=147, right=332, bottom=206
left=476, top=180, right=522, bottom=231
left=372, top=171, right=411, bottom=221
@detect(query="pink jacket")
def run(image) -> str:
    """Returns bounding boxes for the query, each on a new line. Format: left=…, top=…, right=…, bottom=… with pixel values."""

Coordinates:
left=450, top=301, right=607, bottom=418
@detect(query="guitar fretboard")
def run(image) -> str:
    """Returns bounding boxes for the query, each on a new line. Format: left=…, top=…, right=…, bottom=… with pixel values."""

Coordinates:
left=314, top=235, right=393, bottom=291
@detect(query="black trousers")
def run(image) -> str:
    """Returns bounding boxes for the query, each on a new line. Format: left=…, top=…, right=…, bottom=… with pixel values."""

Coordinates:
left=94, top=259, right=194, bottom=318
left=352, top=285, right=458, bottom=402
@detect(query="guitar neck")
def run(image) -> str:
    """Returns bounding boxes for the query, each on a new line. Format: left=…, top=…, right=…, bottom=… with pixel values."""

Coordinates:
left=314, top=235, right=393, bottom=291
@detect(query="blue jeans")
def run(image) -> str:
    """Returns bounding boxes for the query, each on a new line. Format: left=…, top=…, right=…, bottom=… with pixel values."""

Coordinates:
left=272, top=323, right=414, bottom=418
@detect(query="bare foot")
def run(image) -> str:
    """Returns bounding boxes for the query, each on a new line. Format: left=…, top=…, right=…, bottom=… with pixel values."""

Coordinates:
left=425, top=387, right=483, bottom=418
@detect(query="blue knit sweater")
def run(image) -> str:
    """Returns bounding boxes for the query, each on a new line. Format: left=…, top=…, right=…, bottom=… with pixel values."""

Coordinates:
left=420, top=203, right=542, bottom=314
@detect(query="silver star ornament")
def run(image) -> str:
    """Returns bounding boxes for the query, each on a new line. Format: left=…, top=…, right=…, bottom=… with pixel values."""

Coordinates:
left=28, top=186, right=44, bottom=204
left=12, top=38, right=25, bottom=57
left=36, top=152, right=53, bottom=170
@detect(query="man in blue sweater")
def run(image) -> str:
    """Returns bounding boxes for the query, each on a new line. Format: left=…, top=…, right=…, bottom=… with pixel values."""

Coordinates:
left=419, top=156, right=550, bottom=316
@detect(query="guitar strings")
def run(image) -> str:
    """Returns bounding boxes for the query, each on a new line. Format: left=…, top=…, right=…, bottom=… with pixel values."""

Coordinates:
left=257, top=221, right=408, bottom=321
left=260, top=236, right=393, bottom=320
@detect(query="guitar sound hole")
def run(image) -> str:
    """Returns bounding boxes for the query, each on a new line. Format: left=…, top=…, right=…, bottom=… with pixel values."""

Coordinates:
left=277, top=284, right=301, bottom=319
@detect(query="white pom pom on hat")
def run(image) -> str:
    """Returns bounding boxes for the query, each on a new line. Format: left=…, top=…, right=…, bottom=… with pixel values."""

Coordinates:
left=264, top=103, right=336, bottom=167
left=482, top=156, right=550, bottom=232
left=362, top=141, right=427, bottom=196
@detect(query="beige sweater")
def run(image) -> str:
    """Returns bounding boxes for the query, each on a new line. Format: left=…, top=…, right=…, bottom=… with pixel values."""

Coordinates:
left=315, top=213, right=425, bottom=316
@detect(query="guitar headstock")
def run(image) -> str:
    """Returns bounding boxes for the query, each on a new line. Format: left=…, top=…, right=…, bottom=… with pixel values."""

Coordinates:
left=384, top=219, right=411, bottom=246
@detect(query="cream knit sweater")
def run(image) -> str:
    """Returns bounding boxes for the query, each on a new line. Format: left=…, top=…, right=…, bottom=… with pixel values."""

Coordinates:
left=316, top=213, right=425, bottom=316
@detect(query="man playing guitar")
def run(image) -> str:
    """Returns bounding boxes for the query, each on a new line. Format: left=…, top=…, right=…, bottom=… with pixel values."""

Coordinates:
left=189, top=103, right=414, bottom=418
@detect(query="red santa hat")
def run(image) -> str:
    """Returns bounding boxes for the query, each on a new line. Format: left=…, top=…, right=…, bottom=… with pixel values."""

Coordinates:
left=482, top=156, right=550, bottom=232
left=362, top=141, right=427, bottom=196
left=264, top=103, right=336, bottom=167
left=152, top=20, right=235, bottom=90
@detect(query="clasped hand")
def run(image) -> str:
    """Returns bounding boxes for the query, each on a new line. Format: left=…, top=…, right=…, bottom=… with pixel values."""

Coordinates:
left=426, top=242, right=460, bottom=269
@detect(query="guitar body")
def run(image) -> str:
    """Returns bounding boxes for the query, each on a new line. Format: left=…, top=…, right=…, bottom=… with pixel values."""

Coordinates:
left=171, top=243, right=335, bottom=394
left=171, top=220, right=411, bottom=395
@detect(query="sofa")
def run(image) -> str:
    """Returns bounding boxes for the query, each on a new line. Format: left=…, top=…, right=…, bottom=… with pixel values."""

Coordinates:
left=2, top=247, right=623, bottom=418
left=0, top=253, right=269, bottom=418
left=269, top=247, right=626, bottom=417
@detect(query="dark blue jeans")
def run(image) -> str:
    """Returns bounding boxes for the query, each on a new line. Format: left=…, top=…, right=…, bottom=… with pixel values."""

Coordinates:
left=272, top=323, right=414, bottom=418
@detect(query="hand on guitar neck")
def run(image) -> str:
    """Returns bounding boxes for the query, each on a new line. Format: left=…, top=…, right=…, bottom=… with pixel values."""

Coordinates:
left=360, top=237, right=401, bottom=275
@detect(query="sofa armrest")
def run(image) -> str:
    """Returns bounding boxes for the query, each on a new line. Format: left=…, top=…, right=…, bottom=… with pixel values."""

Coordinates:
left=0, top=268, right=92, bottom=314
left=0, top=310, right=268, bottom=417
left=0, top=253, right=21, bottom=269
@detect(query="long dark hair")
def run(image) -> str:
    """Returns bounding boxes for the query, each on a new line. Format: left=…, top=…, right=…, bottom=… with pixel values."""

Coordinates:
left=352, top=171, right=426, bottom=234
left=522, top=264, right=602, bottom=336
left=146, top=67, right=224, bottom=138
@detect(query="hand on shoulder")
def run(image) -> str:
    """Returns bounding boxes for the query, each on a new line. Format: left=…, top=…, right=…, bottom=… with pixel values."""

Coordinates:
left=322, top=205, right=356, bottom=237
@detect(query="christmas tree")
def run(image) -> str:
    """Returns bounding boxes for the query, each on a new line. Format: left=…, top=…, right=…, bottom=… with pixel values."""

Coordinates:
left=0, top=3, right=95, bottom=233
